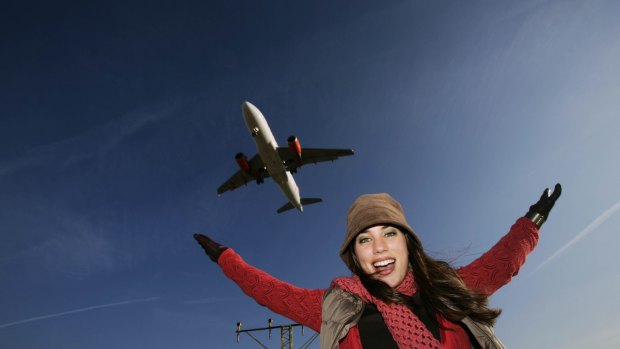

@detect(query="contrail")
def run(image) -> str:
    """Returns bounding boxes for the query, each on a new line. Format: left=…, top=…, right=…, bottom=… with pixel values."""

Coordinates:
left=534, top=200, right=620, bottom=272
left=0, top=297, right=159, bottom=329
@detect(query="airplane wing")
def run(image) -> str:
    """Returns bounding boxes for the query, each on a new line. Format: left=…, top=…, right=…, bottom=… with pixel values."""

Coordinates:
left=276, top=147, right=354, bottom=173
left=217, top=154, right=270, bottom=195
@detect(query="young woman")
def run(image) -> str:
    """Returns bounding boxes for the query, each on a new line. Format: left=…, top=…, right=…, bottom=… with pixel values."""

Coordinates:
left=194, top=184, right=561, bottom=349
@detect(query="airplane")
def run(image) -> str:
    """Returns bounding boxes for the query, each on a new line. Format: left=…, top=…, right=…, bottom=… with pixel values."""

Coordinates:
left=217, top=101, right=354, bottom=213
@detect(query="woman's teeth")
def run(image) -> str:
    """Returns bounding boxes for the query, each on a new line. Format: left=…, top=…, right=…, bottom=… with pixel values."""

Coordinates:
left=373, top=259, right=395, bottom=267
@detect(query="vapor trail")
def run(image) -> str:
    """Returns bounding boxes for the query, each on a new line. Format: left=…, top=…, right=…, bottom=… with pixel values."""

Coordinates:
left=534, top=200, right=620, bottom=272
left=0, top=297, right=159, bottom=329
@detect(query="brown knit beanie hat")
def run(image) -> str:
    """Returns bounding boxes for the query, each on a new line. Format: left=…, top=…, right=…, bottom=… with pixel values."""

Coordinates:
left=340, top=193, right=420, bottom=269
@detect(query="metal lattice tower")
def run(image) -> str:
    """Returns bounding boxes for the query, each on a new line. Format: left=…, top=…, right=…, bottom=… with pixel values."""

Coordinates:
left=235, top=319, right=318, bottom=349
left=280, top=325, right=292, bottom=349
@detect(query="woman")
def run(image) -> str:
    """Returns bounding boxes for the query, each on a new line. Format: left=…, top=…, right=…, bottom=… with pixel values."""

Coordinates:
left=194, top=184, right=561, bottom=349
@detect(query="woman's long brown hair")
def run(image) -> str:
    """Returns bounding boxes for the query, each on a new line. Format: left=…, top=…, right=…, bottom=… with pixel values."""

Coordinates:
left=344, top=228, right=501, bottom=326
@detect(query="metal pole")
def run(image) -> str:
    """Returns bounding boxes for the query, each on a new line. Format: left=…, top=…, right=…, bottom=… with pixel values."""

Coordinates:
left=235, top=319, right=316, bottom=349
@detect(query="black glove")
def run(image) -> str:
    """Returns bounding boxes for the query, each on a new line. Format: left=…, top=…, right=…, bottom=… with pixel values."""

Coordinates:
left=194, top=233, right=228, bottom=263
left=525, top=183, right=562, bottom=228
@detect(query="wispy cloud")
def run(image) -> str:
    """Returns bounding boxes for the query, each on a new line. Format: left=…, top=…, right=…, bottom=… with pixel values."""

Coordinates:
left=0, top=297, right=159, bottom=329
left=30, top=204, right=127, bottom=276
left=0, top=102, right=180, bottom=177
left=534, top=200, right=620, bottom=272
left=0, top=206, right=123, bottom=274
left=41, top=225, right=121, bottom=277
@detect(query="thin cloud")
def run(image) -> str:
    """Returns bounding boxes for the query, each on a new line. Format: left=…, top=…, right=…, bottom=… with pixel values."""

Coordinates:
left=534, top=200, right=620, bottom=272
left=0, top=297, right=160, bottom=329
left=0, top=102, right=180, bottom=178
left=4, top=204, right=128, bottom=276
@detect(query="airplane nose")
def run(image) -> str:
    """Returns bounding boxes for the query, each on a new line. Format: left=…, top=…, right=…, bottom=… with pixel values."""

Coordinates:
left=242, top=101, right=255, bottom=117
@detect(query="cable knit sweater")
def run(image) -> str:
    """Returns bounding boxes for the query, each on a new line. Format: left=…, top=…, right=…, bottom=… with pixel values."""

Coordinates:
left=218, top=217, right=539, bottom=348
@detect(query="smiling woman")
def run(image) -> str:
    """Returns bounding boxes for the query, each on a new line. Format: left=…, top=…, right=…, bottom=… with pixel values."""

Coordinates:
left=352, top=226, right=409, bottom=288
left=194, top=185, right=561, bottom=349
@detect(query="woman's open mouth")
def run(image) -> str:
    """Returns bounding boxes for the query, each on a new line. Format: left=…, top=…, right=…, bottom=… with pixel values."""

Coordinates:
left=373, top=258, right=396, bottom=275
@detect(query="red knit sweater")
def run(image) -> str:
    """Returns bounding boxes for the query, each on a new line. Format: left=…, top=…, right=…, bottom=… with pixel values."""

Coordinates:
left=218, top=217, right=539, bottom=348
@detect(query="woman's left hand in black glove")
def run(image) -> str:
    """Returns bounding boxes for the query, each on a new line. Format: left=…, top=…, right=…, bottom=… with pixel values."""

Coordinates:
left=525, top=183, right=562, bottom=228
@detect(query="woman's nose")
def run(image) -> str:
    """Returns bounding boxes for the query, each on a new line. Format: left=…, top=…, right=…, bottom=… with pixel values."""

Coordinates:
left=373, top=238, right=387, bottom=253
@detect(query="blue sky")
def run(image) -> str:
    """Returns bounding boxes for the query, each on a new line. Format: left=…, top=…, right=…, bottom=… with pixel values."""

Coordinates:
left=1, top=1, right=619, bottom=348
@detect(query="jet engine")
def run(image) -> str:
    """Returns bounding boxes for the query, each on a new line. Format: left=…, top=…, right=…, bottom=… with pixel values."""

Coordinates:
left=287, top=135, right=302, bottom=160
left=235, top=152, right=250, bottom=172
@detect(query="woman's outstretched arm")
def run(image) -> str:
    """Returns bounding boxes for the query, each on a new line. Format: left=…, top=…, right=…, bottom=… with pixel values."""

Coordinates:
left=458, top=184, right=562, bottom=295
left=194, top=234, right=324, bottom=332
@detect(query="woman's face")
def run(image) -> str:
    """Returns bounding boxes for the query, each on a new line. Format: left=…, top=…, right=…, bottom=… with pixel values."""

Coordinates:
left=353, top=225, right=409, bottom=288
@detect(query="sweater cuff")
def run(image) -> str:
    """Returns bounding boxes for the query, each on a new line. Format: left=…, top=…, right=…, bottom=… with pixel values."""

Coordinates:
left=515, top=216, right=540, bottom=243
left=217, top=248, right=237, bottom=268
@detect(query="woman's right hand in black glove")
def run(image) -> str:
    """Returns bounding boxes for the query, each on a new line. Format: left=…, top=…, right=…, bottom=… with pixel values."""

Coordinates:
left=194, top=233, right=228, bottom=263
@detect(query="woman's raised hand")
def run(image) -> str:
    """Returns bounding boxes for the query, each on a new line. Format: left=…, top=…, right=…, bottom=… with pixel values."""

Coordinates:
left=525, top=183, right=562, bottom=228
left=194, top=233, right=228, bottom=262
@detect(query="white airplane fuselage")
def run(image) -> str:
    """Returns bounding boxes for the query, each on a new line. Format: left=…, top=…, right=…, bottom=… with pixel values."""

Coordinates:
left=242, top=101, right=303, bottom=212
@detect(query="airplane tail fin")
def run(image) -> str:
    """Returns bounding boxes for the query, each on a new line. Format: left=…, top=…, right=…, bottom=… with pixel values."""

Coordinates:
left=276, top=198, right=323, bottom=213
left=301, top=198, right=323, bottom=206
left=277, top=202, right=295, bottom=214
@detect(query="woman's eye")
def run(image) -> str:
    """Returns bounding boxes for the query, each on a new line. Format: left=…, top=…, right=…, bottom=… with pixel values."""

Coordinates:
left=358, top=237, right=370, bottom=244
left=385, top=231, right=397, bottom=237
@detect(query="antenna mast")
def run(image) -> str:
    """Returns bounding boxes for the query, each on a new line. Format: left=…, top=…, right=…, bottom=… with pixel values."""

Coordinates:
left=235, top=319, right=318, bottom=349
